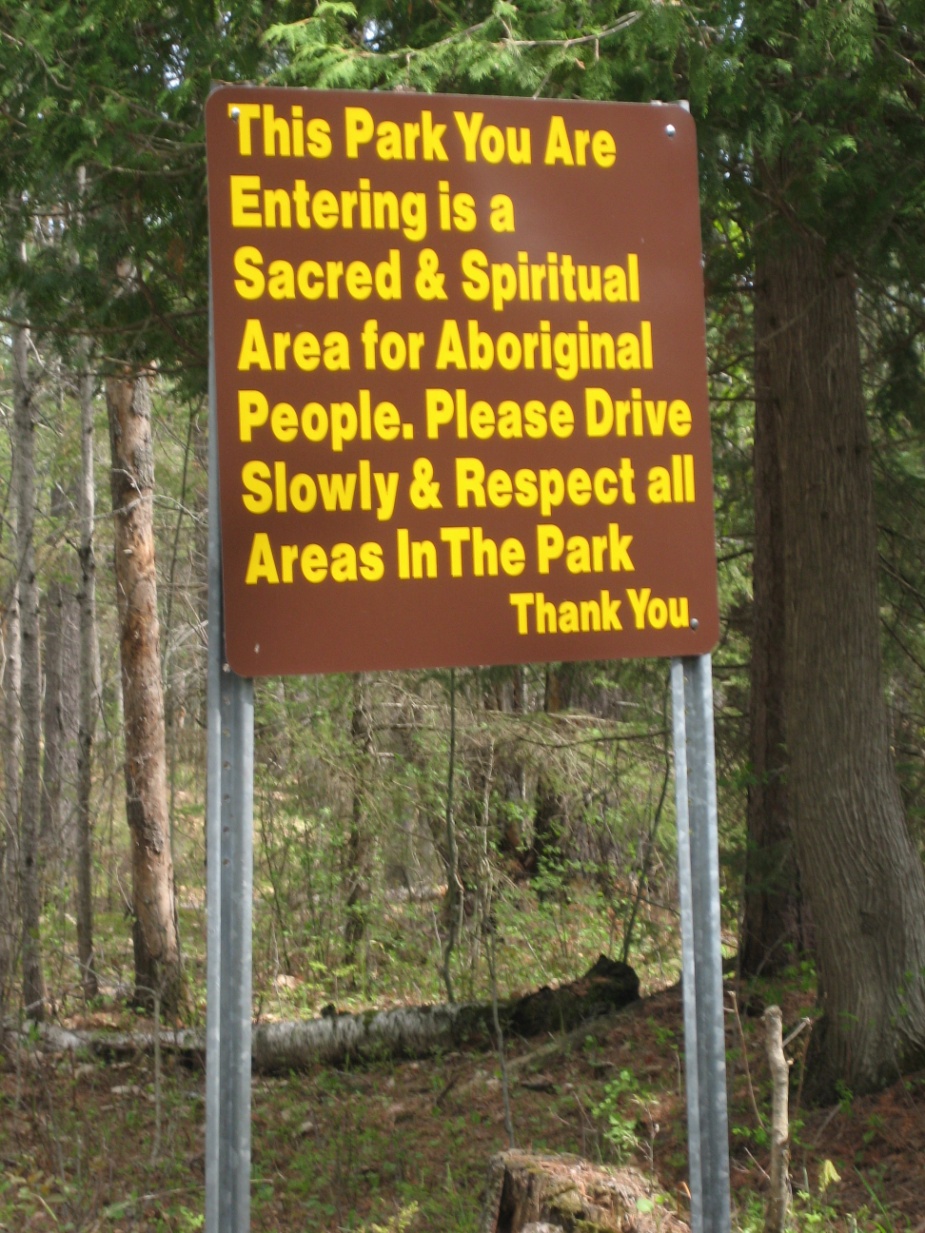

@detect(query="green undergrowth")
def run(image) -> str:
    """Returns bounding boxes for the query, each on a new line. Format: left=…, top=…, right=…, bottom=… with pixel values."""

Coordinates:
left=2, top=882, right=917, bottom=1232
left=29, top=870, right=681, bottom=1027
left=3, top=964, right=919, bottom=1232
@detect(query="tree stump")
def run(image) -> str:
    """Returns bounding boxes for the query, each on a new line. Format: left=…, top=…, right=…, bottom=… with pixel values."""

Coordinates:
left=480, top=1150, right=690, bottom=1233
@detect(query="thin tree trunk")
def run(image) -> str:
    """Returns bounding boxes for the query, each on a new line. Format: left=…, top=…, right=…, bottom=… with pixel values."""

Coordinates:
left=0, top=433, right=22, bottom=1016
left=764, top=1005, right=790, bottom=1233
left=758, top=221, right=925, bottom=1096
left=41, top=483, right=80, bottom=866
left=76, top=354, right=100, bottom=999
left=106, top=368, right=184, bottom=1015
left=528, top=663, right=575, bottom=879
left=344, top=672, right=373, bottom=977
left=40, top=567, right=66, bottom=849
left=496, top=665, right=529, bottom=858
left=13, top=316, right=47, bottom=1021
left=161, top=403, right=197, bottom=860
left=442, top=668, right=461, bottom=1003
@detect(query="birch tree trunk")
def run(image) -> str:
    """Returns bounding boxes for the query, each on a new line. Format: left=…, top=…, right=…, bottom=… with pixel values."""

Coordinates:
left=763, top=1006, right=790, bottom=1233
left=106, top=368, right=183, bottom=1015
left=13, top=316, right=47, bottom=1021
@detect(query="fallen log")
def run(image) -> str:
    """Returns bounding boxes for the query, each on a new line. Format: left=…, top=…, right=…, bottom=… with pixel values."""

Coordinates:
left=20, top=955, right=638, bottom=1073
left=479, top=1149, right=690, bottom=1233
left=253, top=954, right=638, bottom=1072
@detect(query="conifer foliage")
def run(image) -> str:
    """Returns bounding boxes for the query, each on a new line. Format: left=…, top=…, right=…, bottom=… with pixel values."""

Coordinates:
left=1, top=0, right=925, bottom=1100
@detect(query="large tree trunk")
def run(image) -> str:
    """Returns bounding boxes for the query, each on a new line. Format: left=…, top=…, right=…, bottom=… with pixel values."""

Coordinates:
left=106, top=369, right=184, bottom=1015
left=757, top=221, right=925, bottom=1097
left=13, top=317, right=47, bottom=1021
left=739, top=251, right=808, bottom=979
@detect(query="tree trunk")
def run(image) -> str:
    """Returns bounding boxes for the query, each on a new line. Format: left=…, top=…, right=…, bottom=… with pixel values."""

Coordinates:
left=40, top=483, right=80, bottom=866
left=757, top=222, right=925, bottom=1097
left=13, top=317, right=47, bottom=1021
left=763, top=1006, right=790, bottom=1233
left=0, top=414, right=22, bottom=1018
left=76, top=355, right=100, bottom=999
left=527, top=663, right=575, bottom=879
left=739, top=249, right=808, bottom=979
left=344, top=672, right=373, bottom=976
left=40, top=570, right=66, bottom=849
left=27, top=955, right=640, bottom=1075
left=106, top=369, right=184, bottom=1015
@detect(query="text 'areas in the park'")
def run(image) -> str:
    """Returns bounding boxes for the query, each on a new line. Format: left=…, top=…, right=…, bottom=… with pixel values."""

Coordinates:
left=205, top=88, right=719, bottom=676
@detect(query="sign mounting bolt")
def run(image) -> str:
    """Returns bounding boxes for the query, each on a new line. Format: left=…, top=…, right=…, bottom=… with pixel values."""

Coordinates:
left=666, top=123, right=676, bottom=138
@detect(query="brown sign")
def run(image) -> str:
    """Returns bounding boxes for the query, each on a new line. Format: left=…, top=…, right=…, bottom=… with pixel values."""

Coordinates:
left=205, top=88, right=718, bottom=676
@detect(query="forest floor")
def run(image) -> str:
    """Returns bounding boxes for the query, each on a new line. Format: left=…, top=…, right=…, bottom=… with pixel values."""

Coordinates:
left=3, top=965, right=924, bottom=1232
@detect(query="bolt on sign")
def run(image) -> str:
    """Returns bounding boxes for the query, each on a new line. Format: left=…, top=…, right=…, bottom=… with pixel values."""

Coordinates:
left=205, top=88, right=719, bottom=676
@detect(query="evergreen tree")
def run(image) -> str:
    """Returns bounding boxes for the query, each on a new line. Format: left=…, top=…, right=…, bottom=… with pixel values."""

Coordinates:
left=731, top=0, right=925, bottom=1096
left=264, top=0, right=925, bottom=1096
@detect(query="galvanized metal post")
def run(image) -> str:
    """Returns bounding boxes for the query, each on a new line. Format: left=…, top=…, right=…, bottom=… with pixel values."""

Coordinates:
left=671, top=655, right=731, bottom=1233
left=206, top=299, right=254, bottom=1233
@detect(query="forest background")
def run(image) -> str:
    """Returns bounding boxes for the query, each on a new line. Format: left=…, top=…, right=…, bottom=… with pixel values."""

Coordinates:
left=2, top=2, right=925, bottom=1231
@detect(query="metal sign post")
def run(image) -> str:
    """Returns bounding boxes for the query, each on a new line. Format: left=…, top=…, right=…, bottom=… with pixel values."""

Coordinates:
left=671, top=654, right=731, bottom=1233
left=206, top=322, right=255, bottom=1233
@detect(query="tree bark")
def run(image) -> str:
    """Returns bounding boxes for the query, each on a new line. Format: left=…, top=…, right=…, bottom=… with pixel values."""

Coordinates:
left=267, top=955, right=637, bottom=1064
left=527, top=663, right=575, bottom=879
left=479, top=1150, right=689, bottom=1233
left=756, top=222, right=925, bottom=1097
left=0, top=409, right=22, bottom=1018
left=76, top=351, right=101, bottom=999
left=106, top=369, right=183, bottom=1015
left=13, top=317, right=47, bottom=1021
left=30, top=954, right=639, bottom=1073
left=344, top=672, right=373, bottom=976
left=763, top=1006, right=790, bottom=1233
left=40, top=482, right=80, bottom=864
left=739, top=249, right=808, bottom=979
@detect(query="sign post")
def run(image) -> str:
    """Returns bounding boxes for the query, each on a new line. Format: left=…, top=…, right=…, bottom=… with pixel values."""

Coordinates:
left=205, top=87, right=730, bottom=1231
left=672, top=655, right=731, bottom=1233
left=206, top=325, right=254, bottom=1233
